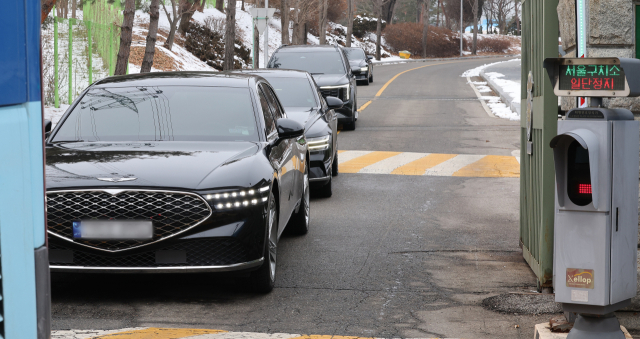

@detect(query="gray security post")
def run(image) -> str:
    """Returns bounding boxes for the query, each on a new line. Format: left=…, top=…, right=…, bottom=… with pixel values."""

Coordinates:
left=545, top=57, right=640, bottom=338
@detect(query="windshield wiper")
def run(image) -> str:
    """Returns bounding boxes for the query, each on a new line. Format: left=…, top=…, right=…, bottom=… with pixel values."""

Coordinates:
left=311, top=73, right=324, bottom=75
left=50, top=140, right=85, bottom=144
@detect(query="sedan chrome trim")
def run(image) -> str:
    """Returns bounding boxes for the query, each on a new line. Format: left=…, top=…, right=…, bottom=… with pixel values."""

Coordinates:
left=309, top=175, right=331, bottom=182
left=46, top=188, right=213, bottom=253
left=50, top=258, right=264, bottom=274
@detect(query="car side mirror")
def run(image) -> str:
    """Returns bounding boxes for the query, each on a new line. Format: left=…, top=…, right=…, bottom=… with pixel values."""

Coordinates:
left=44, top=119, right=52, bottom=139
left=366, top=55, right=374, bottom=60
left=325, top=96, right=343, bottom=109
left=276, top=118, right=305, bottom=139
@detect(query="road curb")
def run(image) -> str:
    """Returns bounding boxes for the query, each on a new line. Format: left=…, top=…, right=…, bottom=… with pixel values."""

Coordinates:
left=480, top=67, right=521, bottom=116
left=372, top=54, right=521, bottom=66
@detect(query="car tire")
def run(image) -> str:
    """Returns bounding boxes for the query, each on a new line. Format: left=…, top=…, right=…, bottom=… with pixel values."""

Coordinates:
left=287, top=162, right=310, bottom=235
left=332, top=152, right=338, bottom=176
left=251, top=191, right=278, bottom=293
left=362, top=77, right=370, bottom=86
left=343, top=118, right=356, bottom=130
left=369, top=72, right=373, bottom=82
left=316, top=174, right=332, bottom=198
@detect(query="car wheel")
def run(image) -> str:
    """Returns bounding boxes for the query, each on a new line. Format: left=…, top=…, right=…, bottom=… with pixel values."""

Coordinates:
left=251, top=191, right=278, bottom=293
left=287, top=162, right=310, bottom=235
left=369, top=72, right=373, bottom=82
left=332, top=152, right=338, bottom=176
left=362, top=76, right=370, bottom=86
left=316, top=175, right=332, bottom=198
left=343, top=118, right=356, bottom=130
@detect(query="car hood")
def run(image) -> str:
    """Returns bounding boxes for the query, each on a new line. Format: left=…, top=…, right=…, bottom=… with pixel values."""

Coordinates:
left=45, top=141, right=261, bottom=191
left=311, top=73, right=350, bottom=87
left=284, top=107, right=320, bottom=129
left=349, top=60, right=367, bottom=69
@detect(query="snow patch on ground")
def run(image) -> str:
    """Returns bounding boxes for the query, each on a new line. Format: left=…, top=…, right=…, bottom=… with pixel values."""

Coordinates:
left=480, top=96, right=520, bottom=121
left=462, top=59, right=521, bottom=121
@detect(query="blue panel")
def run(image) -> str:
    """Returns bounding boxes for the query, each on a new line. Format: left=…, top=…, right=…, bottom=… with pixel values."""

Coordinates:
left=0, top=1, right=28, bottom=107
left=26, top=0, right=42, bottom=101
left=0, top=102, right=39, bottom=339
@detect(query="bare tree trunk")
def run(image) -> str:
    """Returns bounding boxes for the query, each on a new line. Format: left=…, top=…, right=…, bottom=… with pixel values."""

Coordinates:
left=162, top=0, right=181, bottom=51
left=242, top=0, right=245, bottom=10
left=179, top=0, right=201, bottom=34
left=301, top=22, right=308, bottom=44
left=436, top=0, right=440, bottom=26
left=280, top=0, right=289, bottom=45
left=223, top=0, right=237, bottom=70
left=115, top=0, right=135, bottom=75
left=71, top=0, right=76, bottom=19
left=41, top=0, right=56, bottom=24
left=216, top=0, right=224, bottom=11
left=515, top=0, right=519, bottom=35
left=375, top=0, right=382, bottom=60
left=472, top=0, right=478, bottom=54
left=421, top=0, right=429, bottom=58
left=415, top=0, right=420, bottom=23
left=318, top=0, right=327, bottom=44
left=141, top=0, right=160, bottom=73
left=346, top=0, right=353, bottom=46
left=291, top=0, right=299, bottom=44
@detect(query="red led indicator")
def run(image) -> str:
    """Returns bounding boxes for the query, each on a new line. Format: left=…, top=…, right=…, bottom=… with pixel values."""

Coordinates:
left=578, top=184, right=592, bottom=194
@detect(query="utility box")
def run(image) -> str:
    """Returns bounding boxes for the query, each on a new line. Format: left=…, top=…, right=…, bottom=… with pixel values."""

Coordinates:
left=550, top=108, right=638, bottom=313
left=545, top=57, right=640, bottom=338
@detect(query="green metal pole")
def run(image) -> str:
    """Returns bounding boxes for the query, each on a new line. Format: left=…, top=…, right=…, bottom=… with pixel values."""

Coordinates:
left=87, top=21, right=93, bottom=84
left=68, top=18, right=73, bottom=105
left=109, top=25, right=114, bottom=76
left=54, top=10, right=59, bottom=108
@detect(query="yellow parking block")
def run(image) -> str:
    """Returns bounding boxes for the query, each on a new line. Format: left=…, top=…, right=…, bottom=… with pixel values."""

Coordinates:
left=452, top=155, right=520, bottom=178
left=390, top=153, right=457, bottom=175
left=93, top=328, right=226, bottom=339
left=339, top=151, right=401, bottom=173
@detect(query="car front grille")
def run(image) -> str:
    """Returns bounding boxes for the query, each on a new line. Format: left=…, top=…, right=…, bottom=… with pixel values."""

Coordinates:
left=320, top=88, right=347, bottom=102
left=46, top=190, right=212, bottom=252
left=49, top=238, right=260, bottom=267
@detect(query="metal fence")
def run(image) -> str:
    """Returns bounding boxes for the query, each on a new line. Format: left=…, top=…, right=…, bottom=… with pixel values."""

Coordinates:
left=43, top=2, right=124, bottom=108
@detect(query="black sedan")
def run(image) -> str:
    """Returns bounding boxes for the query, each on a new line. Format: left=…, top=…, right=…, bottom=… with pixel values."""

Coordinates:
left=236, top=69, right=341, bottom=197
left=344, top=47, right=374, bottom=85
left=44, top=72, right=309, bottom=292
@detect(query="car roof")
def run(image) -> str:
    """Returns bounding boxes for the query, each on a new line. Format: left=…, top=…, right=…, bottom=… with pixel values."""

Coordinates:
left=275, top=45, right=342, bottom=53
left=235, top=69, right=311, bottom=79
left=93, top=71, right=261, bottom=88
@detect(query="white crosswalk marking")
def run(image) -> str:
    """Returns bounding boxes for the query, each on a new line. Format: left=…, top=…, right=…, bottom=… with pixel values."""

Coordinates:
left=338, top=150, right=373, bottom=164
left=359, top=152, right=428, bottom=174
left=424, top=154, right=485, bottom=176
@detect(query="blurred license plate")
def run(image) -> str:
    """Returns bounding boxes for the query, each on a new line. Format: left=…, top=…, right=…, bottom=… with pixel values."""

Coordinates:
left=72, top=220, right=153, bottom=240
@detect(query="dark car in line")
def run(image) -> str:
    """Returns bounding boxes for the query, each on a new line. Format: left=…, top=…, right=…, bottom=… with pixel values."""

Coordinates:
left=44, top=72, right=310, bottom=292
left=237, top=69, right=342, bottom=197
left=267, top=44, right=359, bottom=130
left=344, top=47, right=374, bottom=85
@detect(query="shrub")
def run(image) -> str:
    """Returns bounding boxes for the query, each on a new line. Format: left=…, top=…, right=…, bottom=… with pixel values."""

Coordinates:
left=383, top=23, right=468, bottom=58
left=476, top=37, right=511, bottom=53
left=185, top=21, right=251, bottom=70
left=353, top=14, right=385, bottom=39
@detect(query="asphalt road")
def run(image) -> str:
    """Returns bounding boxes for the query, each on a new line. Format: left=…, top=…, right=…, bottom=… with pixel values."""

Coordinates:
left=51, top=58, right=577, bottom=338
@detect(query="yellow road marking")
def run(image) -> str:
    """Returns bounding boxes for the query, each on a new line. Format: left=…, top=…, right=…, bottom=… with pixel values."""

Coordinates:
left=452, top=155, right=520, bottom=178
left=93, top=328, right=226, bottom=339
left=337, top=130, right=340, bottom=134
left=391, top=153, right=457, bottom=175
left=338, top=150, right=346, bottom=154
left=358, top=100, right=372, bottom=111
left=375, top=62, right=456, bottom=97
left=339, top=151, right=401, bottom=173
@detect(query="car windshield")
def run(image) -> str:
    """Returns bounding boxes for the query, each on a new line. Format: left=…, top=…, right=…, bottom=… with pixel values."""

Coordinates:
left=344, top=48, right=366, bottom=60
left=266, top=77, right=318, bottom=108
left=51, top=86, right=259, bottom=142
left=269, top=51, right=346, bottom=75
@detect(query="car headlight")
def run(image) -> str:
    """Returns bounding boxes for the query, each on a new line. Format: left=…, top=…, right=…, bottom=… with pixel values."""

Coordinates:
left=320, top=84, right=350, bottom=101
left=307, top=135, right=330, bottom=151
left=203, top=184, right=270, bottom=210
left=360, top=67, right=368, bottom=72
